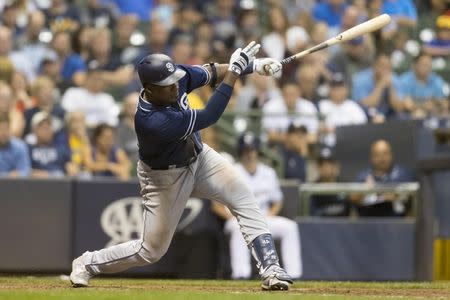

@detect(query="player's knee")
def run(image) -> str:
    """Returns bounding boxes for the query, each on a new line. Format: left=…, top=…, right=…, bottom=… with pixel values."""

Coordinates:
left=139, top=240, right=170, bottom=263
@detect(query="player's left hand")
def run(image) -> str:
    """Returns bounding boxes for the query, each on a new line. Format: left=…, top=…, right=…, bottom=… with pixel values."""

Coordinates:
left=254, top=58, right=282, bottom=76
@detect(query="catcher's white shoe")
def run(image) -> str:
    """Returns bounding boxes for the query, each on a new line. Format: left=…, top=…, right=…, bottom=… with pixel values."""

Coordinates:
left=69, top=253, right=93, bottom=288
left=261, top=265, right=293, bottom=291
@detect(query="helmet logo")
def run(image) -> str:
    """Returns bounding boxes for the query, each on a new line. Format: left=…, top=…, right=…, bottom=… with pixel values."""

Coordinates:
left=166, top=62, right=175, bottom=72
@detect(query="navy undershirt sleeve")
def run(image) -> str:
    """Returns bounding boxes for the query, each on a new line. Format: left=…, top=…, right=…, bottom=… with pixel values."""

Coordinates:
left=192, top=82, right=233, bottom=131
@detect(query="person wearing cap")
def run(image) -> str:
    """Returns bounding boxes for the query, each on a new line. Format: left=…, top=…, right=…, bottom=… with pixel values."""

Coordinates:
left=213, top=132, right=302, bottom=280
left=28, top=111, right=76, bottom=178
left=0, top=112, right=30, bottom=178
left=61, top=64, right=119, bottom=128
left=424, top=10, right=450, bottom=57
left=279, top=122, right=309, bottom=182
left=318, top=73, right=367, bottom=146
left=70, top=42, right=295, bottom=291
left=309, top=151, right=350, bottom=217
left=23, top=76, right=65, bottom=137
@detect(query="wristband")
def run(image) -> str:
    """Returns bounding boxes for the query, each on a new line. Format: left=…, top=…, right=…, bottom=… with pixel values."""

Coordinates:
left=209, top=62, right=218, bottom=88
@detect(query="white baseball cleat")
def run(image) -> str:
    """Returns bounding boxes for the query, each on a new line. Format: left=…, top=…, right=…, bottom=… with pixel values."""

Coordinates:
left=261, top=265, right=293, bottom=291
left=69, top=253, right=93, bottom=288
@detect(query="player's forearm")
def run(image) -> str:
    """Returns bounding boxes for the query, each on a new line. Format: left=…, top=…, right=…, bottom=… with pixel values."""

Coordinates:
left=213, top=64, right=229, bottom=82
left=192, top=72, right=238, bottom=131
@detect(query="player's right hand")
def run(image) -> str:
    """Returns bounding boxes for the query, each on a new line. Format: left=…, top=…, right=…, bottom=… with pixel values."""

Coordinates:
left=228, top=41, right=260, bottom=75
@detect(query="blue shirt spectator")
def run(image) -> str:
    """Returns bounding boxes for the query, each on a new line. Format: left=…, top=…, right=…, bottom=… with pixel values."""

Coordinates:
left=399, top=71, right=446, bottom=102
left=352, top=54, right=404, bottom=119
left=29, top=142, right=71, bottom=176
left=104, top=0, right=153, bottom=21
left=312, top=0, right=348, bottom=28
left=382, top=0, right=417, bottom=22
left=61, top=54, right=87, bottom=83
left=0, top=113, right=30, bottom=177
left=0, top=138, right=31, bottom=177
left=28, top=112, right=72, bottom=177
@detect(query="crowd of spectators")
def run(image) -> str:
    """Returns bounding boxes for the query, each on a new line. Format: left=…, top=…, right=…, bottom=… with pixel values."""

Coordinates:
left=0, top=0, right=447, bottom=215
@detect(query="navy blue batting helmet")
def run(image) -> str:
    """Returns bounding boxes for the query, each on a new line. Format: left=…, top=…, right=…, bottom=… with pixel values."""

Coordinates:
left=137, top=54, right=186, bottom=86
left=237, top=132, right=261, bottom=156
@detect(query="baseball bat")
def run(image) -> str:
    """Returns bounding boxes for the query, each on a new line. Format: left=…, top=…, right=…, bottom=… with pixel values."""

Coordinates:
left=273, top=14, right=391, bottom=68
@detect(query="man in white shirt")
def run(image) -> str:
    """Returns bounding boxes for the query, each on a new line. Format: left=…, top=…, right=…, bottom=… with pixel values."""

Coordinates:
left=61, top=66, right=120, bottom=128
left=262, top=81, right=318, bottom=144
left=212, top=132, right=302, bottom=279
left=319, top=73, right=367, bottom=146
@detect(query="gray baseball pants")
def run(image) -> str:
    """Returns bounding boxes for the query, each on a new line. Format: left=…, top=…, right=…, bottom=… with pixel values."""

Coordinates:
left=84, top=144, right=270, bottom=274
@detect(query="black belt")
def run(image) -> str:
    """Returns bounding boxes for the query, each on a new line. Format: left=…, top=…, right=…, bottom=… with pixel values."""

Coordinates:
left=146, top=155, right=198, bottom=170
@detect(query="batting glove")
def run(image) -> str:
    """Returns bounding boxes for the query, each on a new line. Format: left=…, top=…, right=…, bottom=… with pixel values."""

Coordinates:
left=228, top=41, right=261, bottom=75
left=253, top=58, right=282, bottom=76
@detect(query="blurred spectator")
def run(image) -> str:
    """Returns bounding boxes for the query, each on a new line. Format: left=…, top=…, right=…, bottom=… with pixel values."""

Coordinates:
left=117, top=92, right=139, bottom=170
left=309, top=152, right=349, bottom=217
left=262, top=6, right=290, bottom=61
left=45, top=0, right=80, bottom=31
left=88, top=124, right=131, bottom=181
left=170, top=35, right=194, bottom=64
left=151, top=0, right=177, bottom=30
left=296, top=64, right=321, bottom=103
left=279, top=122, right=309, bottom=182
left=352, top=53, right=404, bottom=122
left=212, top=132, right=302, bottom=279
left=423, top=10, right=450, bottom=57
left=399, top=52, right=448, bottom=118
left=64, top=111, right=92, bottom=178
left=318, top=73, right=368, bottom=146
left=327, top=36, right=374, bottom=86
left=108, top=0, right=153, bottom=21
left=1, top=1, right=23, bottom=41
left=261, top=6, right=309, bottom=60
left=9, top=71, right=32, bottom=113
left=39, top=51, right=63, bottom=90
left=0, top=56, right=14, bottom=82
left=28, top=111, right=75, bottom=178
left=168, top=3, right=202, bottom=45
left=71, top=25, right=94, bottom=61
left=351, top=139, right=415, bottom=217
left=16, top=10, right=51, bottom=76
left=0, top=26, right=35, bottom=81
left=0, top=112, right=30, bottom=177
left=24, top=76, right=64, bottom=137
left=142, top=20, right=170, bottom=56
left=262, top=81, right=318, bottom=144
left=312, top=0, right=348, bottom=37
left=381, top=0, right=417, bottom=29
left=111, top=14, right=140, bottom=65
left=0, top=81, right=24, bottom=137
left=88, top=27, right=134, bottom=87
left=79, top=0, right=118, bottom=28
left=51, top=31, right=87, bottom=87
left=235, top=74, right=281, bottom=111
left=207, top=0, right=236, bottom=45
left=61, top=67, right=119, bottom=128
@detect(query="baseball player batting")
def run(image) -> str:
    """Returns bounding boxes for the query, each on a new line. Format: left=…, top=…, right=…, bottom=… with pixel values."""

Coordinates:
left=69, top=41, right=294, bottom=291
